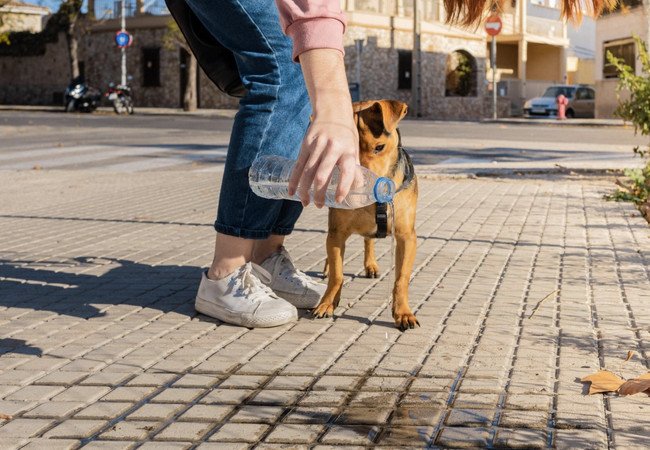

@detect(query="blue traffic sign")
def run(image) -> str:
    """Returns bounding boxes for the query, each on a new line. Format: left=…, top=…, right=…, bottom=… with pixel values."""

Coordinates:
left=115, top=31, right=132, bottom=48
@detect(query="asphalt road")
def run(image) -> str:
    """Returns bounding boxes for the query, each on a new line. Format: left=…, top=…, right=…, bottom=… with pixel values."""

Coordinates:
left=0, top=110, right=646, bottom=173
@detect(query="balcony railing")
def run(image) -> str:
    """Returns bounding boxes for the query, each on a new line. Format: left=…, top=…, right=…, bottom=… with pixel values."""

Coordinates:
left=94, top=0, right=169, bottom=20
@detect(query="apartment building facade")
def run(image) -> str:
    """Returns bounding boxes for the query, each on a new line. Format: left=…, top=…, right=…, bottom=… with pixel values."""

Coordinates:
left=595, top=0, right=649, bottom=118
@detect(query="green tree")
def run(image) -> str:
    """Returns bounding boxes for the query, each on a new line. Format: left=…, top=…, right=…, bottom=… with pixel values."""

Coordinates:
left=0, top=0, right=11, bottom=45
left=606, top=36, right=650, bottom=216
left=60, top=0, right=84, bottom=79
left=163, top=19, right=198, bottom=111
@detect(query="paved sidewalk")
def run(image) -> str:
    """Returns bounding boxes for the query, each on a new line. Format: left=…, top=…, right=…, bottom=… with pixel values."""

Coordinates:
left=1, top=171, right=649, bottom=449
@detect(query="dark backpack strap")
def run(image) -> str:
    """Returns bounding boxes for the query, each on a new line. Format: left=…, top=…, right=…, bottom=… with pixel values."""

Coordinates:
left=165, top=0, right=247, bottom=98
left=375, top=202, right=388, bottom=239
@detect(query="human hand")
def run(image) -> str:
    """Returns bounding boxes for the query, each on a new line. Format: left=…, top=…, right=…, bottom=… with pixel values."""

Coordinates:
left=288, top=49, right=360, bottom=208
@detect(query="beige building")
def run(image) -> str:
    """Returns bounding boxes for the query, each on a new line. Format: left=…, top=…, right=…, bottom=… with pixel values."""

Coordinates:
left=0, top=1, right=49, bottom=33
left=595, top=0, right=649, bottom=118
left=488, top=0, right=570, bottom=114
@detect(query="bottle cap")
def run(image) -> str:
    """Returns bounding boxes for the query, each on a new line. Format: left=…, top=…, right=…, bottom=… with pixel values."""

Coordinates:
left=373, top=177, right=395, bottom=203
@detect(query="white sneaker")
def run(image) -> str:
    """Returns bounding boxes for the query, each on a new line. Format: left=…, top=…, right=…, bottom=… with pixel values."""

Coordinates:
left=195, top=262, right=298, bottom=328
left=257, top=247, right=326, bottom=309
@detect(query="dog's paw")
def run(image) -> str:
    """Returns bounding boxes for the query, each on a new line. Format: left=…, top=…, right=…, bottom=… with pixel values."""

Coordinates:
left=394, top=313, right=420, bottom=331
left=312, top=303, right=335, bottom=319
left=365, top=263, right=380, bottom=278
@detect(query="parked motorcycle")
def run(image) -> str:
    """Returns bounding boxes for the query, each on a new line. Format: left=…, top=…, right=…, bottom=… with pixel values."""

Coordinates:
left=63, top=77, right=102, bottom=113
left=106, top=83, right=134, bottom=115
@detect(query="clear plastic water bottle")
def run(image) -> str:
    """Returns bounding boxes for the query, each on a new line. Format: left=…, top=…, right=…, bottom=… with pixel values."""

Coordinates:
left=249, top=155, right=395, bottom=209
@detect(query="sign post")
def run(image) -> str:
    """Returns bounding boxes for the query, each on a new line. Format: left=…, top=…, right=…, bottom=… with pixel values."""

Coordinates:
left=485, top=15, right=502, bottom=120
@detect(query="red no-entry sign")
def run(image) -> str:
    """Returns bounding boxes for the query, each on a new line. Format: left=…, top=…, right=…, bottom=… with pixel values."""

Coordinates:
left=485, top=15, right=503, bottom=36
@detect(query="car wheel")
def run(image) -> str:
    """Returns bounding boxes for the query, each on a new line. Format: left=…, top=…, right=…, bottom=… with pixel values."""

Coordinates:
left=565, top=109, right=575, bottom=119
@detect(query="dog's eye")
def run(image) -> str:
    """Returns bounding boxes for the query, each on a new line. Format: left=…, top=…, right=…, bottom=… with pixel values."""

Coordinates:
left=374, top=144, right=385, bottom=153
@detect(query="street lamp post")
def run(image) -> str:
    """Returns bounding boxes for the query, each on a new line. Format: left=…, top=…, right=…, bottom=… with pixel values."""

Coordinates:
left=354, top=38, right=364, bottom=100
left=120, top=0, right=127, bottom=86
left=411, top=0, right=421, bottom=117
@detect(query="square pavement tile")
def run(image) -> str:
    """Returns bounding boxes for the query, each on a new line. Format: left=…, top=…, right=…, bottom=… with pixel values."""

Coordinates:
left=265, top=376, right=314, bottom=391
left=139, top=442, right=192, bottom=449
left=0, top=418, right=54, bottom=438
left=151, top=388, right=205, bottom=404
left=230, top=405, right=284, bottom=424
left=199, top=389, right=253, bottom=405
left=23, top=401, right=86, bottom=419
left=436, top=426, right=490, bottom=447
left=376, top=426, right=434, bottom=447
left=263, top=423, right=324, bottom=444
left=208, top=423, right=270, bottom=442
left=154, top=421, right=214, bottom=441
left=74, top=402, right=135, bottom=420
left=178, top=404, right=233, bottom=422
left=283, top=406, right=336, bottom=424
left=320, top=425, right=378, bottom=445
left=99, top=420, right=158, bottom=440
left=81, top=440, right=137, bottom=449
left=43, top=419, right=106, bottom=438
left=554, top=429, right=608, bottom=450
left=127, top=403, right=186, bottom=421
left=248, top=390, right=302, bottom=406
left=494, top=428, right=547, bottom=448
left=20, top=438, right=80, bottom=450
left=335, top=407, right=393, bottom=425
left=390, top=406, right=443, bottom=426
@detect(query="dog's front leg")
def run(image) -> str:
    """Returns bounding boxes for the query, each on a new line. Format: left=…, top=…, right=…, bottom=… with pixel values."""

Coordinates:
left=364, top=238, right=379, bottom=278
left=393, top=230, right=419, bottom=330
left=313, top=232, right=346, bottom=318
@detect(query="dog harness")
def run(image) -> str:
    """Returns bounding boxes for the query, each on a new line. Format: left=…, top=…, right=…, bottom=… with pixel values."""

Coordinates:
left=376, top=129, right=415, bottom=239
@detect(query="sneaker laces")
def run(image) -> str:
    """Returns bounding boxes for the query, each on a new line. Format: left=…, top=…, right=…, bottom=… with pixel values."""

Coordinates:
left=236, top=263, right=276, bottom=301
left=276, top=250, right=315, bottom=287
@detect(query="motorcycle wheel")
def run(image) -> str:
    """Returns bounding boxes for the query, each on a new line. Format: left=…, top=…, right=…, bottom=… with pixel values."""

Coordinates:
left=113, top=102, right=123, bottom=115
left=65, top=99, right=76, bottom=113
left=126, top=100, right=134, bottom=115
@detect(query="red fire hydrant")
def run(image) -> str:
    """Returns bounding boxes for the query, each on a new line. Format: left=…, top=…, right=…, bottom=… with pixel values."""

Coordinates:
left=556, top=94, right=569, bottom=120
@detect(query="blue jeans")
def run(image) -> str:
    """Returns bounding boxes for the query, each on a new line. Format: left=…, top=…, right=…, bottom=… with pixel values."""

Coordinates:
left=185, top=0, right=311, bottom=239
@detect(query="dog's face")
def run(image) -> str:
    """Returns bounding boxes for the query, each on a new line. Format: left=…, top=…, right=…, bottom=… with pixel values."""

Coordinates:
left=353, top=100, right=408, bottom=177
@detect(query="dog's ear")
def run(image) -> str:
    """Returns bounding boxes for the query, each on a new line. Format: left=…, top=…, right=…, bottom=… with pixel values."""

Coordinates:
left=356, top=100, right=408, bottom=137
left=378, top=100, right=408, bottom=132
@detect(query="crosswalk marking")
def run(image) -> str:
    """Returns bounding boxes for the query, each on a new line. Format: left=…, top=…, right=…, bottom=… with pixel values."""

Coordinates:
left=0, top=145, right=228, bottom=172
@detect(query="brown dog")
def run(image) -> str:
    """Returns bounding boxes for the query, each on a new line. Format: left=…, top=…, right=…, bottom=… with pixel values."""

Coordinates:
left=313, top=99, right=419, bottom=330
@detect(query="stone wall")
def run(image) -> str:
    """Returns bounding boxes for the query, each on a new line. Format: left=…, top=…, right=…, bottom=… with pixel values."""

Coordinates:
left=343, top=23, right=496, bottom=120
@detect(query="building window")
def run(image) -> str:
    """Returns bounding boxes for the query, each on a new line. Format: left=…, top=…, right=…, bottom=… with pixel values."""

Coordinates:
left=142, top=47, right=161, bottom=87
left=604, top=40, right=635, bottom=79
left=530, top=0, right=559, bottom=8
left=355, top=0, right=384, bottom=13
left=398, top=51, right=412, bottom=90
left=445, top=50, right=477, bottom=97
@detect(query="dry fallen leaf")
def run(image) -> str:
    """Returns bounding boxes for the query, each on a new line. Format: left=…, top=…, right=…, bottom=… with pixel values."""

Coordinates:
left=0, top=413, right=12, bottom=420
left=618, top=378, right=650, bottom=396
left=624, top=351, right=635, bottom=362
left=581, top=370, right=625, bottom=395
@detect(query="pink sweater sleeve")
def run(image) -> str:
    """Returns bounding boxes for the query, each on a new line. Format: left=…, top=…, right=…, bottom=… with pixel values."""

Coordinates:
left=275, top=0, right=346, bottom=61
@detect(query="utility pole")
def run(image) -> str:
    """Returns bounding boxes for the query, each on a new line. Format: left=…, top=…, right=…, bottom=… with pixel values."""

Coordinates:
left=120, top=0, right=127, bottom=86
left=411, top=0, right=421, bottom=117
left=491, top=36, right=497, bottom=120
left=354, top=39, right=364, bottom=101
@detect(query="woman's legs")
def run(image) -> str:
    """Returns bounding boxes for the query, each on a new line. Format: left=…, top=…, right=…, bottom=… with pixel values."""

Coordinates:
left=185, top=0, right=311, bottom=279
left=207, top=234, right=285, bottom=280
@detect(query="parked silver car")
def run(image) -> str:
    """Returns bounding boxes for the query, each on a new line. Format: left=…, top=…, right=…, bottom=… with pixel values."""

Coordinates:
left=523, top=85, right=595, bottom=118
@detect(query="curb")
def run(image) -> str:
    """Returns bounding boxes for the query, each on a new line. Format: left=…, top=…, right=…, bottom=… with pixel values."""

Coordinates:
left=0, top=105, right=237, bottom=119
left=482, top=118, right=629, bottom=128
